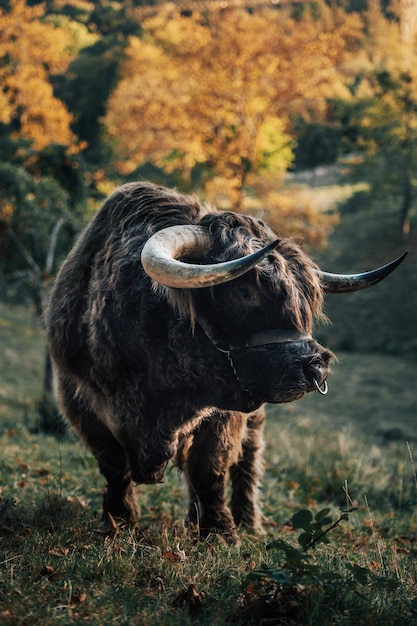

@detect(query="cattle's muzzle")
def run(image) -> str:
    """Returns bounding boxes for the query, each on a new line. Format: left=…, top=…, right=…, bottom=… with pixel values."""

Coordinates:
left=226, top=332, right=333, bottom=404
left=197, top=319, right=333, bottom=404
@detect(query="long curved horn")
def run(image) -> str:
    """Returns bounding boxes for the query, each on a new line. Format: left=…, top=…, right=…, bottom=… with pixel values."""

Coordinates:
left=317, top=252, right=407, bottom=294
left=141, top=224, right=279, bottom=288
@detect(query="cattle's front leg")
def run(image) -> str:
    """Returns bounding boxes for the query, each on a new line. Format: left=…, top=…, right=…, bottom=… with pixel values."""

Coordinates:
left=179, top=410, right=247, bottom=544
left=57, top=376, right=138, bottom=524
left=99, top=454, right=138, bottom=524
left=230, top=407, right=266, bottom=533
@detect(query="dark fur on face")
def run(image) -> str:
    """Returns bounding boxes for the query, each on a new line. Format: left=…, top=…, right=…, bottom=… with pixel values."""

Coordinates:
left=46, top=182, right=332, bottom=543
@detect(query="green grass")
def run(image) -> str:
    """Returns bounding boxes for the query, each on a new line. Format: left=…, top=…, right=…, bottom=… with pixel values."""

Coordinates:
left=1, top=305, right=417, bottom=624
left=0, top=304, right=45, bottom=431
left=2, top=418, right=417, bottom=624
left=1, top=181, right=416, bottom=624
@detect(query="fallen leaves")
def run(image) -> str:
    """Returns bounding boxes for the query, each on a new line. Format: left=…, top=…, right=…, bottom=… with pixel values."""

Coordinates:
left=162, top=550, right=182, bottom=562
left=162, top=545, right=186, bottom=563
left=48, top=547, right=70, bottom=558
left=55, top=590, right=88, bottom=612
left=39, top=564, right=55, bottom=578
left=69, top=591, right=87, bottom=605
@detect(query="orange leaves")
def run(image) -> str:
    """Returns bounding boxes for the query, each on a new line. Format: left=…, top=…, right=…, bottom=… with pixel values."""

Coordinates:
left=143, top=8, right=211, bottom=55
left=0, top=0, right=75, bottom=149
left=108, top=36, right=200, bottom=175
left=71, top=591, right=87, bottom=605
left=1, top=0, right=72, bottom=75
left=105, top=6, right=358, bottom=226
left=162, top=547, right=186, bottom=563
left=242, top=179, right=339, bottom=247
left=0, top=201, right=14, bottom=224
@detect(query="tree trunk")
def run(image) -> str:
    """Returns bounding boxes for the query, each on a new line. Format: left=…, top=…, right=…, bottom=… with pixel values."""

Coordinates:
left=400, top=169, right=412, bottom=241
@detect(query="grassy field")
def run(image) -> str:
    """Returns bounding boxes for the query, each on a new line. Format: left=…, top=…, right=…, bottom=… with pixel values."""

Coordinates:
left=1, top=186, right=417, bottom=625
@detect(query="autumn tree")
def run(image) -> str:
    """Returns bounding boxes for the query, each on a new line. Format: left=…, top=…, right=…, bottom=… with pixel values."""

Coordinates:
left=326, top=1, right=417, bottom=240
left=0, top=0, right=94, bottom=279
left=335, top=70, right=417, bottom=240
left=105, top=4, right=359, bottom=243
left=0, top=0, right=90, bottom=308
left=0, top=0, right=77, bottom=148
left=0, top=0, right=93, bottom=419
left=54, top=38, right=129, bottom=165
left=0, top=0, right=88, bottom=272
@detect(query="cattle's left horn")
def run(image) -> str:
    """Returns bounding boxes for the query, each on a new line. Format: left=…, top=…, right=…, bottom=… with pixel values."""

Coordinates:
left=317, top=252, right=407, bottom=294
left=141, top=225, right=279, bottom=288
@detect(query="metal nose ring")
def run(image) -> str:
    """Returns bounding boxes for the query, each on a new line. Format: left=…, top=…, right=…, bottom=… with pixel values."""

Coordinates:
left=314, top=378, right=328, bottom=395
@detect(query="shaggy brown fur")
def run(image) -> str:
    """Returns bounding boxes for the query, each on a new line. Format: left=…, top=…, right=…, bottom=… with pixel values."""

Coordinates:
left=46, top=182, right=332, bottom=543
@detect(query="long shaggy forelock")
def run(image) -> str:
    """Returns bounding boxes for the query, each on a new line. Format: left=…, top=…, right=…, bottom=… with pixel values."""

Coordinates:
left=201, top=212, right=273, bottom=260
left=257, top=239, right=327, bottom=332
left=200, top=212, right=326, bottom=332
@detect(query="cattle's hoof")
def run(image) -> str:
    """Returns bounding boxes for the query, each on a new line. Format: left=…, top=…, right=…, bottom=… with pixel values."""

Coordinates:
left=102, top=490, right=139, bottom=525
left=199, top=526, right=239, bottom=546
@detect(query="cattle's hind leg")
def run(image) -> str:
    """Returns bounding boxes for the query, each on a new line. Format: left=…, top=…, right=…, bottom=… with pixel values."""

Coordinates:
left=177, top=410, right=247, bottom=544
left=58, top=376, right=138, bottom=523
left=230, top=408, right=266, bottom=533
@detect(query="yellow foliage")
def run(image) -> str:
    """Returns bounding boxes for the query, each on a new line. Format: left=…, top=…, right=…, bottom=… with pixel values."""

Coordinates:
left=242, top=178, right=339, bottom=249
left=106, top=6, right=359, bottom=214
left=254, top=118, right=295, bottom=176
left=0, top=89, right=12, bottom=124
left=0, top=200, right=14, bottom=223
left=0, top=0, right=76, bottom=149
left=44, top=14, right=99, bottom=56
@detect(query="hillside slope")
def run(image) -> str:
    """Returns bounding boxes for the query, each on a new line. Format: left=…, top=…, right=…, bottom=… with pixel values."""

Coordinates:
left=311, top=189, right=416, bottom=356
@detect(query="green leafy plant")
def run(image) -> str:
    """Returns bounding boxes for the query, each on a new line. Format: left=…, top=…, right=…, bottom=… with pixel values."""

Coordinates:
left=248, top=507, right=354, bottom=591
left=244, top=507, right=415, bottom=624
left=291, top=506, right=352, bottom=550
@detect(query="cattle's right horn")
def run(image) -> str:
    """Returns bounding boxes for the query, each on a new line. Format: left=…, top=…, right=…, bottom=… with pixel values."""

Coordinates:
left=317, top=252, right=408, bottom=293
left=141, top=225, right=279, bottom=288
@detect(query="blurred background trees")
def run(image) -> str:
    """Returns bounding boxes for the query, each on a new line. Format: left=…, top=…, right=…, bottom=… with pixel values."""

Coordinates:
left=1, top=0, right=416, bottom=300
left=104, top=6, right=356, bottom=211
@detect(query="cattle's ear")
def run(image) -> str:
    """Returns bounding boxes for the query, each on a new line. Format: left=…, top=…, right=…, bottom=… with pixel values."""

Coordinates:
left=317, top=252, right=407, bottom=294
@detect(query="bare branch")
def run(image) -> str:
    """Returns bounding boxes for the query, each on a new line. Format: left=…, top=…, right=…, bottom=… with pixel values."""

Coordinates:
left=5, top=227, right=41, bottom=279
left=46, top=217, right=66, bottom=274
